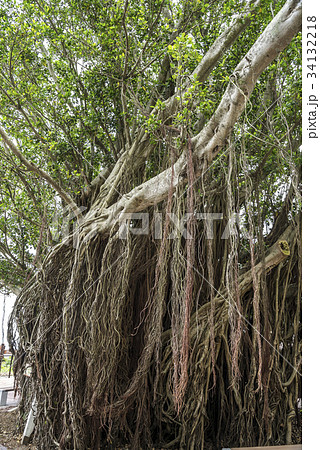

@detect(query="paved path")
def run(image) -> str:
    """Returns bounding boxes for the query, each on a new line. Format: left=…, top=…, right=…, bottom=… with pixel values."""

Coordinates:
left=0, top=377, right=20, bottom=408
left=0, top=378, right=14, bottom=390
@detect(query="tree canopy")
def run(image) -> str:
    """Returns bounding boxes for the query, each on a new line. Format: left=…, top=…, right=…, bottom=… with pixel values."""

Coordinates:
left=0, top=0, right=301, bottom=448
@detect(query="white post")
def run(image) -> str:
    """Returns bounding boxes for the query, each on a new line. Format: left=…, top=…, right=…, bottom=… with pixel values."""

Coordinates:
left=21, top=398, right=37, bottom=445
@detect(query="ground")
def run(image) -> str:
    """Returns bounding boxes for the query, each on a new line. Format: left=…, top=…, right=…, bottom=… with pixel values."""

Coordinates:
left=0, top=369, right=35, bottom=450
left=0, top=407, right=35, bottom=450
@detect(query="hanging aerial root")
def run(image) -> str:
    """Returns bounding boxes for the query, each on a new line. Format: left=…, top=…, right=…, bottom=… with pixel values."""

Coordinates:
left=7, top=204, right=300, bottom=449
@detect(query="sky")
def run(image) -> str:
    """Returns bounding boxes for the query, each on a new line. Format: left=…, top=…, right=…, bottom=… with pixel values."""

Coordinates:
left=0, top=292, right=16, bottom=348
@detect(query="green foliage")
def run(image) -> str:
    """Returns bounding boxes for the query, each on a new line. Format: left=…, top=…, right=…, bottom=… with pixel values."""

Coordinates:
left=0, top=355, right=13, bottom=375
left=0, top=0, right=301, bottom=293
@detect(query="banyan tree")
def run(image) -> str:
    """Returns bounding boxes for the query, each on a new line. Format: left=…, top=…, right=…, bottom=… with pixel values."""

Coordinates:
left=0, top=0, right=301, bottom=448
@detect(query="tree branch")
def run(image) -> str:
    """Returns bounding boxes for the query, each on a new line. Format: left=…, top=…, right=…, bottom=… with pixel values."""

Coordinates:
left=0, top=126, right=79, bottom=214
left=88, top=0, right=262, bottom=201
left=85, top=0, right=301, bottom=235
left=191, top=0, right=262, bottom=83
left=0, top=281, right=21, bottom=296
left=193, top=0, right=302, bottom=160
